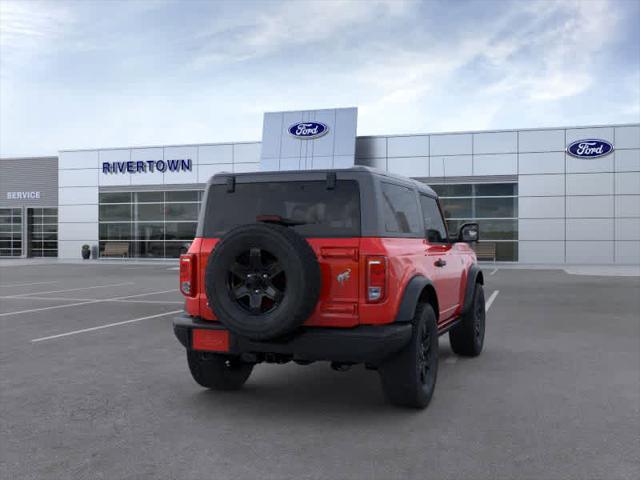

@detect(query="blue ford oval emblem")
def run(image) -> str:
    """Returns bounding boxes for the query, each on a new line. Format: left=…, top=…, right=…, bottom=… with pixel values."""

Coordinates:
left=288, top=122, right=329, bottom=139
left=567, top=139, right=613, bottom=159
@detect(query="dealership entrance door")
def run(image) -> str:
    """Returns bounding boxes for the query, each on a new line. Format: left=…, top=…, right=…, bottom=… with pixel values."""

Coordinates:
left=0, top=208, right=23, bottom=257
left=26, top=208, right=58, bottom=257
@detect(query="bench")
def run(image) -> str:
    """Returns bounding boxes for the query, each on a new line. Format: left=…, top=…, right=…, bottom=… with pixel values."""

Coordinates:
left=102, top=243, right=129, bottom=258
left=473, top=242, right=496, bottom=262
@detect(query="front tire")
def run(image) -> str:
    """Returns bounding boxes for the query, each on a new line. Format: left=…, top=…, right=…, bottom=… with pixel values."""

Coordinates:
left=378, top=303, right=439, bottom=409
left=187, top=351, right=253, bottom=390
left=449, top=283, right=485, bottom=357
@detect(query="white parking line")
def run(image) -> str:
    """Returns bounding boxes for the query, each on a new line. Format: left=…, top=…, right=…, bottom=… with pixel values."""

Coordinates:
left=0, top=281, right=58, bottom=288
left=0, top=295, right=184, bottom=305
left=31, top=310, right=182, bottom=343
left=10, top=282, right=135, bottom=298
left=115, top=289, right=176, bottom=299
left=0, top=288, right=179, bottom=317
left=0, top=299, right=102, bottom=317
left=485, top=290, right=499, bottom=311
left=489, top=268, right=498, bottom=275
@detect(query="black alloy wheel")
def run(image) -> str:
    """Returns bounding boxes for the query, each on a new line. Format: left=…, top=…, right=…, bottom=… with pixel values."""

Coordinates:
left=418, top=321, right=434, bottom=386
left=228, top=247, right=286, bottom=314
left=474, top=286, right=486, bottom=346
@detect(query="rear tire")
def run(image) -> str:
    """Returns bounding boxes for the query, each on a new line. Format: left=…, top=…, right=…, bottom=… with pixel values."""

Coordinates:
left=378, top=303, right=438, bottom=409
left=187, top=351, right=253, bottom=390
left=449, top=283, right=485, bottom=357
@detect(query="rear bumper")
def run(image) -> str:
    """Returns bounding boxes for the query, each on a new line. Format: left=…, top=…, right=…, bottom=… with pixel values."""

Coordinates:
left=173, top=314, right=412, bottom=364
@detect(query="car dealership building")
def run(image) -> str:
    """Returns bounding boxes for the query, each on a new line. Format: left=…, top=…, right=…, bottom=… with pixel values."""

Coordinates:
left=1, top=107, right=639, bottom=264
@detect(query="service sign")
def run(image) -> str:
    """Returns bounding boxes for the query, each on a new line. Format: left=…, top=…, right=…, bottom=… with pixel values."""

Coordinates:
left=288, top=122, right=329, bottom=139
left=6, top=191, right=40, bottom=200
left=566, top=139, right=613, bottom=159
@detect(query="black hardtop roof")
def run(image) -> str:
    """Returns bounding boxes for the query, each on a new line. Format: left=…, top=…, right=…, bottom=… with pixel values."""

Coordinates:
left=207, top=166, right=437, bottom=197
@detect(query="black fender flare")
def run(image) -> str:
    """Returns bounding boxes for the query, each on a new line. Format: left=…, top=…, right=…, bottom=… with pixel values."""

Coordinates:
left=461, top=264, right=484, bottom=315
left=394, top=275, right=436, bottom=323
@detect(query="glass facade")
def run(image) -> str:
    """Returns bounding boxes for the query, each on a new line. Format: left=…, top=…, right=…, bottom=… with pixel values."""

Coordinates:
left=430, top=183, right=518, bottom=261
left=0, top=208, right=23, bottom=257
left=98, top=190, right=203, bottom=258
left=27, top=208, right=58, bottom=257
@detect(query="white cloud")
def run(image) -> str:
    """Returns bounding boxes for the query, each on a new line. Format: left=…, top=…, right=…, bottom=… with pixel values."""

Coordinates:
left=0, top=0, right=636, bottom=156
left=191, top=0, right=409, bottom=67
left=356, top=0, right=623, bottom=134
left=0, top=0, right=73, bottom=67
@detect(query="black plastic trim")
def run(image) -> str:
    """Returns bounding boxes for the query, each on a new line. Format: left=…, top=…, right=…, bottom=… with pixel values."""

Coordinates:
left=173, top=315, right=412, bottom=364
left=393, top=275, right=434, bottom=324
left=461, top=264, right=484, bottom=315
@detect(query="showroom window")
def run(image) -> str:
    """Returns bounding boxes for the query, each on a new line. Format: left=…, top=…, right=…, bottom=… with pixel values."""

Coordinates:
left=0, top=208, right=23, bottom=257
left=28, top=208, right=58, bottom=257
left=99, top=190, right=203, bottom=258
left=429, top=183, right=518, bottom=261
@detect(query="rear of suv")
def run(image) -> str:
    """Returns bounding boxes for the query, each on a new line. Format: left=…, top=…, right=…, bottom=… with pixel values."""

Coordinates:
left=173, top=167, right=485, bottom=408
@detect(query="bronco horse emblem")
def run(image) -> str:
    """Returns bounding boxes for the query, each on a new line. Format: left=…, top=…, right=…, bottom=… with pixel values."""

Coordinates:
left=337, top=268, right=351, bottom=286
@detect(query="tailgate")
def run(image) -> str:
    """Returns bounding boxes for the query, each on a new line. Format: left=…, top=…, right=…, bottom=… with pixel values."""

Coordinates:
left=305, top=238, right=361, bottom=327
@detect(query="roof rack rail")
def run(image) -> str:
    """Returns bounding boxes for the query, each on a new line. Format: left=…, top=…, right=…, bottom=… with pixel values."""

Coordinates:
left=226, top=175, right=235, bottom=193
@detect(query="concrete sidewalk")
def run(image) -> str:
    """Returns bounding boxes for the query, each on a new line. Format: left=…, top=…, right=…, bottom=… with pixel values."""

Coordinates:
left=479, top=262, right=640, bottom=277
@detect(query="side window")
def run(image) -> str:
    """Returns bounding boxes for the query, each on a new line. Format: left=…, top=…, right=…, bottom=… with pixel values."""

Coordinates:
left=420, top=195, right=448, bottom=243
left=381, top=183, right=421, bottom=234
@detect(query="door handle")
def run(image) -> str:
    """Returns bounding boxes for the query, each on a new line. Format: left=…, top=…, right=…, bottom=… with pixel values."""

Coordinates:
left=434, top=259, right=447, bottom=267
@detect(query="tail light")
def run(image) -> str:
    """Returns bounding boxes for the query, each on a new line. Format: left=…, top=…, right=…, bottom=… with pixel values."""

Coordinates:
left=180, top=254, right=197, bottom=297
left=366, top=256, right=387, bottom=303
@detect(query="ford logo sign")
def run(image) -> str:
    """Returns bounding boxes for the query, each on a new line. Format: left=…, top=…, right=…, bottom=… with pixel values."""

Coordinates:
left=567, top=139, right=614, bottom=159
left=288, top=122, right=329, bottom=139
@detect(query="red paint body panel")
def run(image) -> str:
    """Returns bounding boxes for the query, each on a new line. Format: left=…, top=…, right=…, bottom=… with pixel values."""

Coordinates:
left=183, top=235, right=476, bottom=329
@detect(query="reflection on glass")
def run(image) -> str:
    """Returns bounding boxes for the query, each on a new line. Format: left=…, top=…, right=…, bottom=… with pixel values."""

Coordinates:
left=135, top=223, right=164, bottom=241
left=135, top=192, right=163, bottom=203
left=165, top=203, right=199, bottom=221
left=134, top=241, right=164, bottom=258
left=99, top=192, right=132, bottom=204
left=440, top=198, right=473, bottom=218
left=100, top=204, right=131, bottom=221
left=98, top=189, right=204, bottom=258
left=474, top=183, right=518, bottom=197
left=99, top=223, right=132, bottom=240
left=135, top=203, right=164, bottom=221
left=430, top=184, right=472, bottom=197
left=165, top=222, right=197, bottom=240
left=166, top=191, right=199, bottom=202
left=475, top=198, right=517, bottom=218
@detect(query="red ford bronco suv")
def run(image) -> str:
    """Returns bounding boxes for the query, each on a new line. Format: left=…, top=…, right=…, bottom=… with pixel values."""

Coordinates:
left=174, top=167, right=485, bottom=408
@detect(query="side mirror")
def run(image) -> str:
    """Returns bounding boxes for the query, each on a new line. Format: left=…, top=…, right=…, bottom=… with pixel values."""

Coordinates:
left=426, top=228, right=443, bottom=243
left=458, top=223, right=479, bottom=243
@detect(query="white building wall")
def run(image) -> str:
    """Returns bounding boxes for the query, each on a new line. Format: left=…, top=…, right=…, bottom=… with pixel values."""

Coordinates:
left=356, top=123, right=640, bottom=264
left=58, top=142, right=260, bottom=259
left=57, top=123, right=640, bottom=264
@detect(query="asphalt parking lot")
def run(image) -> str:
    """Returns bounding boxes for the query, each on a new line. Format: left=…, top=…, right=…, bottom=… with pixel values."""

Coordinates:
left=0, top=262, right=638, bottom=480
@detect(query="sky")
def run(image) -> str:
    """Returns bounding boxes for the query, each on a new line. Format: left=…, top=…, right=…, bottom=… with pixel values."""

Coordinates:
left=0, top=0, right=638, bottom=157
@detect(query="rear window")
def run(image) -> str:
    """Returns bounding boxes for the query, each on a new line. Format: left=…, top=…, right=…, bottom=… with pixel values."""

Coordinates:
left=203, top=180, right=361, bottom=237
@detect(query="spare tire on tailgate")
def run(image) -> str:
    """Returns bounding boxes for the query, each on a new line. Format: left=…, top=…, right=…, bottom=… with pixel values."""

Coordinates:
left=205, top=223, right=321, bottom=341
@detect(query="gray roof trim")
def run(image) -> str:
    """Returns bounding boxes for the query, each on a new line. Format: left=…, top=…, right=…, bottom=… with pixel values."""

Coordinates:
left=356, top=122, right=640, bottom=139
left=99, top=183, right=205, bottom=192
